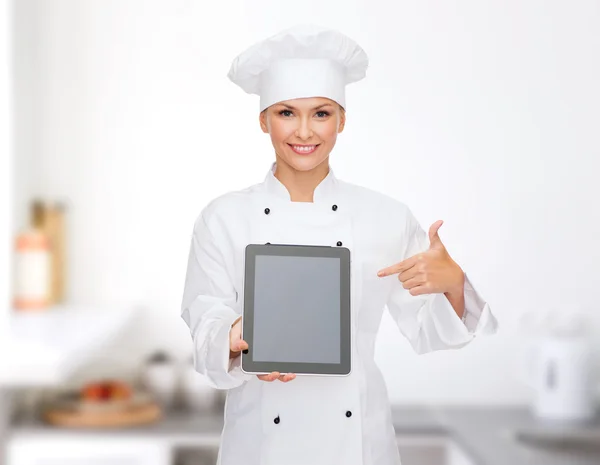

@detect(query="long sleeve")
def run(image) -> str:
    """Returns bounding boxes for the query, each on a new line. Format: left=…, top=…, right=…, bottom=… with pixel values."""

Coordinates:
left=386, top=208, right=498, bottom=355
left=180, top=212, right=252, bottom=389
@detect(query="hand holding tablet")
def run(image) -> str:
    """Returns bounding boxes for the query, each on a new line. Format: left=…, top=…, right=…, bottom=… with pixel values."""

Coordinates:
left=229, top=317, right=296, bottom=382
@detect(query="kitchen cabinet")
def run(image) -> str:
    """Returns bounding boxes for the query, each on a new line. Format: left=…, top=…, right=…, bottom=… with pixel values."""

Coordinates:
left=7, top=437, right=170, bottom=465
left=7, top=435, right=476, bottom=465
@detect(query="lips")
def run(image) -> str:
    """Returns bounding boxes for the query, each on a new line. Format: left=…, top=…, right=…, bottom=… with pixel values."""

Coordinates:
left=288, top=144, right=319, bottom=155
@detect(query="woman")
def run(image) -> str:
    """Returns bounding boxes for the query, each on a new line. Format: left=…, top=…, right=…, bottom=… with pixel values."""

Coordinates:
left=181, top=25, right=498, bottom=465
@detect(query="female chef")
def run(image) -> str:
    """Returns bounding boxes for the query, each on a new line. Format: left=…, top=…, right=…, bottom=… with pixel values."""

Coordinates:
left=181, top=25, right=498, bottom=465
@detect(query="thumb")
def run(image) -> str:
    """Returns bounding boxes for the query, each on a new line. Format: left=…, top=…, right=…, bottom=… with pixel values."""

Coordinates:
left=428, top=220, right=445, bottom=250
left=235, top=339, right=248, bottom=352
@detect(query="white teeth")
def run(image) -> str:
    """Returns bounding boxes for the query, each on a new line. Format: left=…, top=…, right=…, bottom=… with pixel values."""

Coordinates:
left=292, top=145, right=316, bottom=153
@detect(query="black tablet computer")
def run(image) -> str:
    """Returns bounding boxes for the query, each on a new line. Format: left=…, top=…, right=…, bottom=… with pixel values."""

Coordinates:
left=240, top=244, right=351, bottom=376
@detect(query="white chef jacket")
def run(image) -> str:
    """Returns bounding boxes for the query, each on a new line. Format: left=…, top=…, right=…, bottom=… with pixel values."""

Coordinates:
left=181, top=161, right=498, bottom=465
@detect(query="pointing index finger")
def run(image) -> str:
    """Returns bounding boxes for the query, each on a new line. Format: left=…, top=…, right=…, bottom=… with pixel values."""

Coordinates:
left=377, top=255, right=418, bottom=277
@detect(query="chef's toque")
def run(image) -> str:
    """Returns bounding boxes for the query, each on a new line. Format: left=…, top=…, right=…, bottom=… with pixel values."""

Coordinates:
left=227, top=25, right=369, bottom=112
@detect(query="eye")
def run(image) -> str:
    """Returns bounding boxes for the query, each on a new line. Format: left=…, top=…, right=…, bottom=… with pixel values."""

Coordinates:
left=278, top=109, right=293, bottom=117
left=316, top=111, right=330, bottom=118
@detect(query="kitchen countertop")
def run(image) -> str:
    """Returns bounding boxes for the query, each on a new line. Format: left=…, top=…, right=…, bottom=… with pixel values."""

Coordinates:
left=391, top=406, right=600, bottom=465
left=0, top=306, right=136, bottom=386
left=9, top=405, right=600, bottom=465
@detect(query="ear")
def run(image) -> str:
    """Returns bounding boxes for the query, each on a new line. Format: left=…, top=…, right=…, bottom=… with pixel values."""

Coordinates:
left=337, top=107, right=346, bottom=134
left=259, top=109, right=269, bottom=133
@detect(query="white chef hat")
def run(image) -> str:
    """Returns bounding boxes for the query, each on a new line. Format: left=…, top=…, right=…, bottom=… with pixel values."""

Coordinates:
left=227, top=25, right=369, bottom=112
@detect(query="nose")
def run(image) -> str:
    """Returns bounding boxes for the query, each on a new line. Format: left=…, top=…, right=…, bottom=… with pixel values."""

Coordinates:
left=295, top=116, right=313, bottom=141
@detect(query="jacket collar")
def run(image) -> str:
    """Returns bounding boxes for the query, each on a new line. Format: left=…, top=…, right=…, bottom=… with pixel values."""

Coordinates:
left=263, top=161, right=338, bottom=204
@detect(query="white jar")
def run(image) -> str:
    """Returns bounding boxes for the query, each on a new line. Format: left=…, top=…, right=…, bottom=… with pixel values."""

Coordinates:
left=13, top=229, right=51, bottom=310
left=525, top=336, right=596, bottom=422
left=141, top=352, right=178, bottom=409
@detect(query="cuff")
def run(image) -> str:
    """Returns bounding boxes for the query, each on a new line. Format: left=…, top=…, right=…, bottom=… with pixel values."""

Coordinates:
left=463, top=273, right=499, bottom=335
left=428, top=291, right=474, bottom=347
left=426, top=273, right=498, bottom=347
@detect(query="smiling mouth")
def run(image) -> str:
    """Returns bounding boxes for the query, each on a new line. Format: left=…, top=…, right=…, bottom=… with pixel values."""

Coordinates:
left=288, top=144, right=319, bottom=155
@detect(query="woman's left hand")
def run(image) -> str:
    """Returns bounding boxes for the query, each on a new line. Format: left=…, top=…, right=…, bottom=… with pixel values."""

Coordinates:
left=377, top=220, right=465, bottom=296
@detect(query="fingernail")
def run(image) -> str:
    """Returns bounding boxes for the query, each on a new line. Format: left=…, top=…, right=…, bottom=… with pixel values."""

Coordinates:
left=377, top=271, right=383, bottom=277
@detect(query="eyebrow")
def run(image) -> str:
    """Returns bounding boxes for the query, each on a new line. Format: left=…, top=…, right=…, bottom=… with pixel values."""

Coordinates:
left=278, top=103, right=334, bottom=111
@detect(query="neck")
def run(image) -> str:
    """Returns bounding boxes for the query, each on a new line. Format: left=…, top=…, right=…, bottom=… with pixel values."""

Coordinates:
left=273, top=155, right=330, bottom=203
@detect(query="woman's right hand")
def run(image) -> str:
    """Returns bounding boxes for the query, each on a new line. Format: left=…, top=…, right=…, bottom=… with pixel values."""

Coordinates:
left=229, top=317, right=296, bottom=383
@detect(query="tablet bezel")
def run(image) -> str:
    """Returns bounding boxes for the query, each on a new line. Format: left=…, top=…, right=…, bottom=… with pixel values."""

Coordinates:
left=241, top=243, right=351, bottom=376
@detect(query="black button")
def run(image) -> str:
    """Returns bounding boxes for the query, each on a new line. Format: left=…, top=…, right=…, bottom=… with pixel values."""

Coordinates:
left=264, top=208, right=270, bottom=215
left=274, top=416, right=280, bottom=424
left=337, top=241, right=343, bottom=247
left=346, top=411, right=352, bottom=418
left=332, top=204, right=338, bottom=211
left=242, top=349, right=248, bottom=354
left=265, top=242, right=271, bottom=245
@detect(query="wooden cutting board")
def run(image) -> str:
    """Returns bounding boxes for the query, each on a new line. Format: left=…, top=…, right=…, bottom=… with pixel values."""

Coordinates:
left=43, top=401, right=162, bottom=428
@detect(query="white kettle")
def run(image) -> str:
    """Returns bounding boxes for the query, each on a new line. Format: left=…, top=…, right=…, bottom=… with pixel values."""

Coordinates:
left=523, top=335, right=597, bottom=422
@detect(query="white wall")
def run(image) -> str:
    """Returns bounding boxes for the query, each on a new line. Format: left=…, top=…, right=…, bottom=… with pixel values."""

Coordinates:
left=1, top=0, right=12, bottom=343
left=12, top=0, right=600, bottom=404
left=2, top=0, right=13, bottom=461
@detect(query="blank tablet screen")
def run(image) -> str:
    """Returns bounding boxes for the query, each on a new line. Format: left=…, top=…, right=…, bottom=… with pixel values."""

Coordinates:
left=253, top=255, right=340, bottom=364
left=242, top=244, right=351, bottom=376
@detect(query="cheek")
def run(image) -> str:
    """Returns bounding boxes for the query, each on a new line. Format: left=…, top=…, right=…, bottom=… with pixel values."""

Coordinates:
left=269, top=121, right=296, bottom=144
left=316, top=121, right=340, bottom=142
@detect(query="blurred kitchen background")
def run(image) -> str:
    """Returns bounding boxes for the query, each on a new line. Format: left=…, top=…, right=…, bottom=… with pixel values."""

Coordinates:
left=1, top=1, right=600, bottom=464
